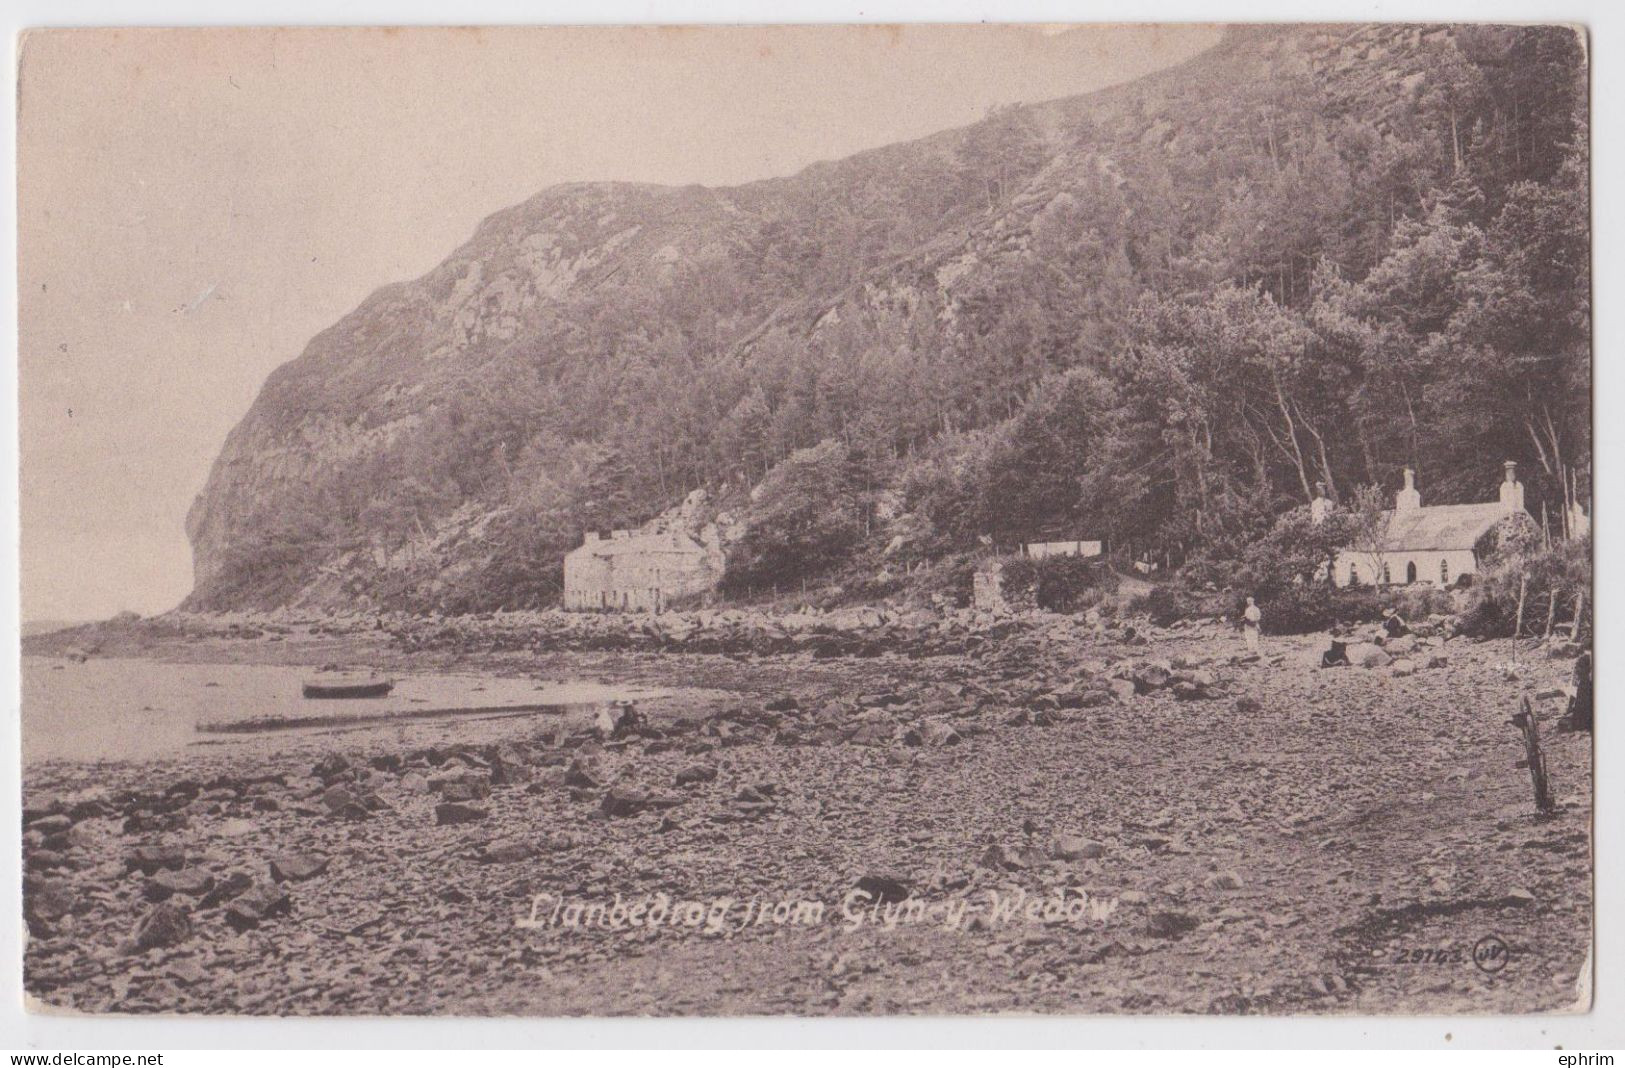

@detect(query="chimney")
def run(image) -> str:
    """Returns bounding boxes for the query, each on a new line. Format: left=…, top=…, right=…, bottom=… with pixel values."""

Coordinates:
left=1395, top=467, right=1421, bottom=512
left=583, top=531, right=600, bottom=545
left=1499, top=460, right=1524, bottom=513
left=1309, top=481, right=1330, bottom=524
left=1569, top=500, right=1590, bottom=539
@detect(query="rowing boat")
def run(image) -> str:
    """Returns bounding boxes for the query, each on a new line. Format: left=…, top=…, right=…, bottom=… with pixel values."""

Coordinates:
left=301, top=674, right=394, bottom=699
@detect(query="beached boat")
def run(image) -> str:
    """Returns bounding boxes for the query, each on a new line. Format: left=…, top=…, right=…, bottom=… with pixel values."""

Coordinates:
left=301, top=673, right=394, bottom=699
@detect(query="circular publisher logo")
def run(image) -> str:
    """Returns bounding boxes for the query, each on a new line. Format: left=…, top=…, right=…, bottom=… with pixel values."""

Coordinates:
left=1473, top=935, right=1511, bottom=974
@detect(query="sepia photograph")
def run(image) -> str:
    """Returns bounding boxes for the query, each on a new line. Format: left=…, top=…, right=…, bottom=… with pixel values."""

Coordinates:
left=12, top=16, right=1598, bottom=1033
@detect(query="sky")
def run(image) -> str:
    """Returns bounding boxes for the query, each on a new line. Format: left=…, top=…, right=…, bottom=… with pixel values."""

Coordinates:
left=17, top=23, right=1221, bottom=622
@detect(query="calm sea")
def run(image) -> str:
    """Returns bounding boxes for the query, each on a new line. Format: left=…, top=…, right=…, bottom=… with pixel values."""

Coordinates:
left=22, top=656, right=652, bottom=764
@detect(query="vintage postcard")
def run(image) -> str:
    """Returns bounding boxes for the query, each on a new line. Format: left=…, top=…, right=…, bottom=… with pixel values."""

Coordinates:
left=17, top=23, right=1592, bottom=1018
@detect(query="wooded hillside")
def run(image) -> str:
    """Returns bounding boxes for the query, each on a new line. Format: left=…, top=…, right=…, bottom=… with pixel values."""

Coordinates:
left=185, top=23, right=1589, bottom=612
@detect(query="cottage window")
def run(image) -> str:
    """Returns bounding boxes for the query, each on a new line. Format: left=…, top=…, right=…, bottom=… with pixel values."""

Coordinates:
left=1406, top=561, right=1417, bottom=584
left=1440, top=559, right=1449, bottom=585
left=1381, top=561, right=1390, bottom=585
left=1349, top=562, right=1360, bottom=586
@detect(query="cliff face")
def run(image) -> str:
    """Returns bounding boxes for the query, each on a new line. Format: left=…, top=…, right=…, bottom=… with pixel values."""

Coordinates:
left=186, top=182, right=757, bottom=591
left=185, top=24, right=1514, bottom=610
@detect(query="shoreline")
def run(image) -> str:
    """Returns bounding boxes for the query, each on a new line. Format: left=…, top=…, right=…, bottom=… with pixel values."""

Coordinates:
left=22, top=612, right=1595, bottom=1015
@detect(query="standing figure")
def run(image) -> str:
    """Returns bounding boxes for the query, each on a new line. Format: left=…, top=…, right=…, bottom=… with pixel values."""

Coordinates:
left=1243, top=596, right=1262, bottom=653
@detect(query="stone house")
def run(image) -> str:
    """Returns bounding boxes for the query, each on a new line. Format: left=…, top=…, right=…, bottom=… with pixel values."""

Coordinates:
left=562, top=528, right=724, bottom=612
left=1318, top=461, right=1537, bottom=588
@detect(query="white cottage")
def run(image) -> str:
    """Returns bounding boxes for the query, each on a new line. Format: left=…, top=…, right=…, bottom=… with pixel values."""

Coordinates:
left=1022, top=539, right=1103, bottom=560
left=1319, top=461, right=1536, bottom=588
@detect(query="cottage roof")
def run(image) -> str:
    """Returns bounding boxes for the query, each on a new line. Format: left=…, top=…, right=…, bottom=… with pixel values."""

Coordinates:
left=569, top=530, right=707, bottom=558
left=1380, top=502, right=1518, bottom=551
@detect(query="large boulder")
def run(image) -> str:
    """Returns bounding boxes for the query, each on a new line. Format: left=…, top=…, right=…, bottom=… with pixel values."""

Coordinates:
left=979, top=841, right=1047, bottom=871
left=23, top=875, right=76, bottom=934
left=477, top=838, right=537, bottom=864
left=675, top=763, right=719, bottom=787
left=129, top=903, right=192, bottom=952
left=854, top=875, right=911, bottom=904
left=1146, top=910, right=1200, bottom=939
left=312, top=753, right=351, bottom=783
left=435, top=802, right=489, bottom=826
left=1133, top=662, right=1174, bottom=692
left=601, top=786, right=685, bottom=819
left=1348, top=643, right=1391, bottom=669
left=564, top=755, right=607, bottom=789
left=224, top=881, right=291, bottom=931
left=28, top=813, right=73, bottom=837
left=847, top=721, right=896, bottom=747
left=268, top=853, right=330, bottom=883
left=144, top=868, right=216, bottom=902
left=436, top=776, right=493, bottom=804
left=321, top=784, right=372, bottom=820
left=903, top=719, right=961, bottom=747
left=198, top=870, right=254, bottom=909
left=1051, top=835, right=1106, bottom=861
left=126, top=843, right=186, bottom=876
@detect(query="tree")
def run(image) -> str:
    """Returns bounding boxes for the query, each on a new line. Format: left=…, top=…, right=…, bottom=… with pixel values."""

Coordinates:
left=721, top=440, right=869, bottom=594
left=1244, top=501, right=1359, bottom=598
left=1340, top=483, right=1393, bottom=588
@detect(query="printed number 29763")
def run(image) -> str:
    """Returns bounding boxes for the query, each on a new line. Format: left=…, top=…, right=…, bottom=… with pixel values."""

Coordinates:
left=1390, top=947, right=1467, bottom=965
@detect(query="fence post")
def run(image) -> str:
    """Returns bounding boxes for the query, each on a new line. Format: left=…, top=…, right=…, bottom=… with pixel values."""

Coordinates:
left=1511, top=693, right=1556, bottom=814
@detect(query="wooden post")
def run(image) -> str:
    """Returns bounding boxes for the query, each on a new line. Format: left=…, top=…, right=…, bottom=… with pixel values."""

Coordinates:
left=1511, top=694, right=1557, bottom=814
left=1544, top=590, right=1558, bottom=638
left=1514, top=574, right=1529, bottom=637
left=1573, top=589, right=1586, bottom=638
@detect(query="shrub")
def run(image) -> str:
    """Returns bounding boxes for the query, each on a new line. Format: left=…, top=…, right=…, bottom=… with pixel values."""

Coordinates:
left=1257, top=584, right=1382, bottom=635
left=1128, top=585, right=1197, bottom=627
left=1457, top=537, right=1591, bottom=639
left=999, top=554, right=1118, bottom=614
left=1381, top=586, right=1455, bottom=621
left=1242, top=502, right=1362, bottom=600
left=1457, top=590, right=1514, bottom=639
left=832, top=554, right=908, bottom=606
left=903, top=553, right=980, bottom=609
